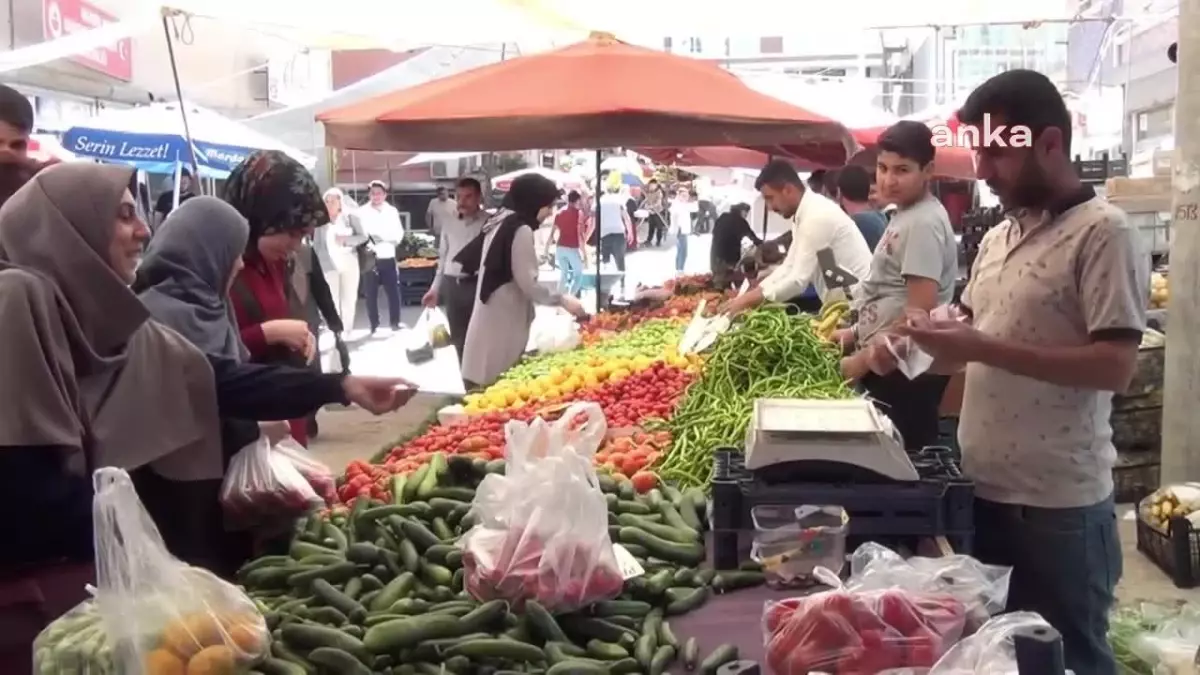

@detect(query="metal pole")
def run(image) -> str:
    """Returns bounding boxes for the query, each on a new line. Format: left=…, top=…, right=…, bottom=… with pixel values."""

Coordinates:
left=161, top=12, right=200, bottom=184
left=761, top=155, right=772, bottom=237
left=1161, top=0, right=1200, bottom=480
left=594, top=149, right=603, bottom=314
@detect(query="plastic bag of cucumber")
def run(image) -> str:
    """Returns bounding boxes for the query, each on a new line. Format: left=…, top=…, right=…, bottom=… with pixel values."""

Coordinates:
left=233, top=409, right=768, bottom=675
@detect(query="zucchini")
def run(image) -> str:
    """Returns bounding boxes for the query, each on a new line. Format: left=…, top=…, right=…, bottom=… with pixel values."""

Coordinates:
left=699, top=644, right=739, bottom=675
left=362, top=614, right=464, bottom=653
left=649, top=644, right=677, bottom=675
left=617, top=527, right=705, bottom=566
left=307, top=647, right=372, bottom=675
left=443, top=638, right=545, bottom=663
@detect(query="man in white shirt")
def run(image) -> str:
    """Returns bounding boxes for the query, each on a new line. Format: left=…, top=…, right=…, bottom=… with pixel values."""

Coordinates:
left=721, top=160, right=872, bottom=316
left=425, top=185, right=458, bottom=247
left=669, top=187, right=698, bottom=274
left=422, top=177, right=488, bottom=359
left=358, top=179, right=405, bottom=334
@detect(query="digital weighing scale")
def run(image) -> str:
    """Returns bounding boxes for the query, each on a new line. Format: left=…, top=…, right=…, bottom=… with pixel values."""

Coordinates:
left=744, top=398, right=919, bottom=481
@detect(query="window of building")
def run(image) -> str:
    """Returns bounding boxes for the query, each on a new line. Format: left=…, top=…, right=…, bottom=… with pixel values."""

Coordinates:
left=1137, top=105, right=1174, bottom=141
left=759, top=36, right=783, bottom=54
left=663, top=37, right=673, bottom=51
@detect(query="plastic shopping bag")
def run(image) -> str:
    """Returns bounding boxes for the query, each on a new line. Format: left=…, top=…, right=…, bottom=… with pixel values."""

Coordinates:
left=928, top=612, right=1065, bottom=674
left=220, top=435, right=323, bottom=529
left=91, top=468, right=269, bottom=673
left=763, top=567, right=970, bottom=675
left=272, top=437, right=337, bottom=505
left=416, top=306, right=453, bottom=350
left=1109, top=603, right=1200, bottom=675
left=845, top=542, right=1012, bottom=633
left=531, top=310, right=582, bottom=354
left=459, top=402, right=624, bottom=612
left=34, top=600, right=115, bottom=674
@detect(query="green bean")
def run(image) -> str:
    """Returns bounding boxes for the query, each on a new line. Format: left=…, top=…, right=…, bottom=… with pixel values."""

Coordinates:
left=656, top=307, right=853, bottom=488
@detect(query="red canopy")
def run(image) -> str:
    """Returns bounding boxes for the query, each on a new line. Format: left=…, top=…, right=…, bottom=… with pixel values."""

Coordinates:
left=634, top=146, right=821, bottom=172
left=852, top=120, right=977, bottom=181
left=319, top=32, right=854, bottom=167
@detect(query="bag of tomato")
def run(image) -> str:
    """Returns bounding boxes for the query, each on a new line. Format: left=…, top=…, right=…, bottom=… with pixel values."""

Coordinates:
left=763, top=568, right=969, bottom=674
left=459, top=402, right=624, bottom=613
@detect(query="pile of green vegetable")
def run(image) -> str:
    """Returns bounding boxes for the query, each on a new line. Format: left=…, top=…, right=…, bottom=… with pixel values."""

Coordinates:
left=239, top=453, right=763, bottom=674
left=656, top=307, right=854, bottom=488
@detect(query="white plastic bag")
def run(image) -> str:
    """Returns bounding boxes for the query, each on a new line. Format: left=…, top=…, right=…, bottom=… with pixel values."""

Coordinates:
left=884, top=305, right=964, bottom=380
left=34, top=600, right=115, bottom=674
left=220, top=436, right=322, bottom=529
left=459, top=402, right=624, bottom=612
left=91, top=468, right=269, bottom=674
left=416, top=306, right=453, bottom=349
left=928, top=612, right=1060, bottom=674
left=532, top=310, right=582, bottom=354
left=272, top=437, right=337, bottom=505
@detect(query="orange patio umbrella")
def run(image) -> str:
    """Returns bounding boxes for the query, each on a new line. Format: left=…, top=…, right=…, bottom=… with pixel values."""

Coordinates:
left=852, top=122, right=977, bottom=181
left=319, top=32, right=854, bottom=168
left=634, top=146, right=823, bottom=172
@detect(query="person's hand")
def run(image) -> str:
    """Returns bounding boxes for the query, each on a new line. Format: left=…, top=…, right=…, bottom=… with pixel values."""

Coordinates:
left=831, top=328, right=855, bottom=352
left=343, top=376, right=418, bottom=414
left=263, top=319, right=313, bottom=354
left=258, top=421, right=292, bottom=444
left=421, top=287, right=439, bottom=308
left=719, top=292, right=756, bottom=317
left=560, top=295, right=587, bottom=319
left=896, top=319, right=985, bottom=365
left=863, top=336, right=901, bottom=376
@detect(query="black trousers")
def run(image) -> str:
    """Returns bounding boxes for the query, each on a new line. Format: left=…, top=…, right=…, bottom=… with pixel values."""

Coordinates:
left=440, top=275, right=476, bottom=362
left=365, top=258, right=401, bottom=330
left=861, top=370, right=950, bottom=451
left=644, top=213, right=666, bottom=246
left=600, top=233, right=627, bottom=272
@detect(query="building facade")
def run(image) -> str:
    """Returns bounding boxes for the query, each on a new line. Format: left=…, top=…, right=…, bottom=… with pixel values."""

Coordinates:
left=0, top=0, right=322, bottom=124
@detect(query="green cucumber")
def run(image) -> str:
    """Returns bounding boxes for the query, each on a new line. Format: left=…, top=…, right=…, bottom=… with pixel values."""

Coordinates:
left=585, top=639, right=629, bottom=660
left=270, top=641, right=317, bottom=674
left=426, top=486, right=476, bottom=501
left=416, top=452, right=447, bottom=499
left=610, top=657, right=642, bottom=674
left=485, top=458, right=506, bottom=474
left=615, top=499, right=651, bottom=515
left=391, top=474, right=407, bottom=504
left=683, top=637, right=699, bottom=670
left=419, top=560, right=453, bottom=586
left=304, top=606, right=348, bottom=626
left=699, top=644, right=738, bottom=675
left=368, top=571, right=415, bottom=612
left=547, top=661, right=608, bottom=675
left=397, top=538, right=421, bottom=574
left=307, top=647, right=371, bottom=675
left=681, top=488, right=707, bottom=530
left=359, top=574, right=384, bottom=592
left=673, top=568, right=697, bottom=586
left=443, top=638, right=545, bottom=663
left=662, top=484, right=684, bottom=507
left=459, top=599, right=508, bottom=633
left=402, top=463, right=429, bottom=502
left=616, top=480, right=635, bottom=501
left=649, top=644, right=677, bottom=675
left=423, top=543, right=456, bottom=564
left=362, top=614, right=464, bottom=653
left=238, top=555, right=291, bottom=577
left=287, top=562, right=359, bottom=588
left=658, top=620, right=679, bottom=649
left=590, top=600, right=652, bottom=618
left=525, top=600, right=569, bottom=643
left=311, top=579, right=366, bottom=623
left=617, top=527, right=705, bottom=566
left=616, top=513, right=699, bottom=544
left=665, top=587, right=710, bottom=616
left=634, top=634, right=656, bottom=668
left=322, top=521, right=348, bottom=551
left=257, top=657, right=309, bottom=675
left=658, top=502, right=700, bottom=537
left=428, top=497, right=468, bottom=518
left=345, top=542, right=383, bottom=565
left=712, top=570, right=766, bottom=593
left=643, top=569, right=674, bottom=596
left=342, top=577, right=363, bottom=601
left=559, top=615, right=634, bottom=644
left=430, top=516, right=454, bottom=541
left=280, top=624, right=369, bottom=664
left=290, top=540, right=338, bottom=560
left=398, top=518, right=441, bottom=551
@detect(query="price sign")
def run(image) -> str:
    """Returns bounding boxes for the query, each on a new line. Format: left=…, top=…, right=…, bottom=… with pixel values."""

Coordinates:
left=612, top=544, right=645, bottom=580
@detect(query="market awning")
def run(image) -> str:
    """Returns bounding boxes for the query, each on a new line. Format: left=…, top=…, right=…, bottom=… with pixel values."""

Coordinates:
left=318, top=32, right=855, bottom=167
left=634, top=147, right=822, bottom=172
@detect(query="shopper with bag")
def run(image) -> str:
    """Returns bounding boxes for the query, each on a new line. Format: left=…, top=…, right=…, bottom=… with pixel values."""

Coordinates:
left=423, top=177, right=489, bottom=360
left=835, top=122, right=958, bottom=451
left=456, top=173, right=588, bottom=389
left=0, top=162, right=421, bottom=666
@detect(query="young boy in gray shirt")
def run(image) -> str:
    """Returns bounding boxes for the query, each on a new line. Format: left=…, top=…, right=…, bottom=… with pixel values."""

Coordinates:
left=839, top=121, right=959, bottom=450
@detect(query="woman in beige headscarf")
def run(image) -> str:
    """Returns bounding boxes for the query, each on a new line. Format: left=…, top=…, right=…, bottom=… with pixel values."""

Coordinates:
left=0, top=164, right=418, bottom=660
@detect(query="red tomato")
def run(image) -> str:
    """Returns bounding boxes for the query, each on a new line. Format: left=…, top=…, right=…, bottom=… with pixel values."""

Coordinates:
left=630, top=471, right=658, bottom=493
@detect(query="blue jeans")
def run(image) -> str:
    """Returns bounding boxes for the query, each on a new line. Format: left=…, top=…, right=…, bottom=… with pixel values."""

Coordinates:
left=675, top=234, right=689, bottom=273
left=555, top=246, right=583, bottom=295
left=973, top=495, right=1122, bottom=675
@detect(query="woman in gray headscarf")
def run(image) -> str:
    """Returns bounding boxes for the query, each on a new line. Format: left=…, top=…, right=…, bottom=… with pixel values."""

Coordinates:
left=135, top=196, right=251, bottom=361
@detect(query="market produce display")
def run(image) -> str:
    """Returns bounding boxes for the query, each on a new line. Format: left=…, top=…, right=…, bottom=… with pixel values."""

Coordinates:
left=1150, top=271, right=1169, bottom=310
left=809, top=300, right=850, bottom=342
left=237, top=451, right=763, bottom=675
left=1139, top=484, right=1200, bottom=532
left=656, top=307, right=853, bottom=488
left=580, top=292, right=728, bottom=343
left=398, top=258, right=438, bottom=269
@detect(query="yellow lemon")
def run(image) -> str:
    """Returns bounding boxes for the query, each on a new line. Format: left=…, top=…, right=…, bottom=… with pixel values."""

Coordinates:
left=544, top=386, right=562, bottom=400
left=582, top=372, right=599, bottom=388
left=610, top=368, right=631, bottom=382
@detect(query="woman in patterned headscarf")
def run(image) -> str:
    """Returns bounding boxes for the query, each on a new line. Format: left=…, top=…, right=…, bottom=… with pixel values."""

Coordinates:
left=224, top=150, right=329, bottom=445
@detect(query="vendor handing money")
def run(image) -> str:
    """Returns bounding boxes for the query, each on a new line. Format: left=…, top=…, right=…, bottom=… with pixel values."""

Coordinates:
left=719, top=160, right=872, bottom=316
left=835, top=122, right=960, bottom=451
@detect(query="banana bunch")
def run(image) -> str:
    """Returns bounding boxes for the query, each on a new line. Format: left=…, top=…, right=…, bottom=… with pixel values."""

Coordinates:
left=811, top=300, right=850, bottom=341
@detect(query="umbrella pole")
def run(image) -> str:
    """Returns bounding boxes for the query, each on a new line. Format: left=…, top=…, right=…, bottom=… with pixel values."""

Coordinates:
left=761, top=154, right=773, bottom=237
left=594, top=149, right=603, bottom=314
left=161, top=12, right=201, bottom=186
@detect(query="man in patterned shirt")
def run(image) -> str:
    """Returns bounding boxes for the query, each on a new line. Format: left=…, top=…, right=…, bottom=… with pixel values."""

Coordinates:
left=893, top=70, right=1149, bottom=675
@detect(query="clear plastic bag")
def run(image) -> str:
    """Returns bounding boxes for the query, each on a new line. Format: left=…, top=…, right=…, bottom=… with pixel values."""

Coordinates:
left=928, top=611, right=1065, bottom=674
left=417, top=306, right=453, bottom=350
left=220, top=435, right=322, bottom=529
left=845, top=542, right=1012, bottom=633
left=33, top=600, right=115, bottom=674
left=460, top=402, right=624, bottom=612
left=763, top=567, right=970, bottom=675
left=532, top=310, right=582, bottom=354
left=1115, top=603, right=1200, bottom=675
left=91, top=468, right=270, bottom=673
left=272, top=437, right=336, bottom=506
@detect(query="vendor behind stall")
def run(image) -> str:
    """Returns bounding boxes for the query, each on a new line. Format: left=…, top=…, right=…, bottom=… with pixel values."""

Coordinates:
left=710, top=202, right=761, bottom=289
left=720, top=160, right=872, bottom=316
left=838, top=121, right=958, bottom=451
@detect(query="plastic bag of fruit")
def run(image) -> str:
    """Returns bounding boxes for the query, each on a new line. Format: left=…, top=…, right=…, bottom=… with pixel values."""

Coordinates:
left=845, top=542, right=1011, bottom=633
left=91, top=468, right=269, bottom=674
left=763, top=568, right=969, bottom=674
left=271, top=437, right=336, bottom=504
left=928, top=612, right=1066, bottom=674
left=220, top=435, right=323, bottom=529
left=33, top=600, right=115, bottom=674
left=460, top=402, right=624, bottom=612
left=532, top=309, right=582, bottom=354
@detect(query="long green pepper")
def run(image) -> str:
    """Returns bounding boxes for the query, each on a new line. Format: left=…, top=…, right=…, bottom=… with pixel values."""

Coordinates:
left=655, top=306, right=853, bottom=488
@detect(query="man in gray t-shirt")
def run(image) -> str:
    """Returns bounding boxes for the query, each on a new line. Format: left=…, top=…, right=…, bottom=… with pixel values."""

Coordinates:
left=838, top=122, right=959, bottom=450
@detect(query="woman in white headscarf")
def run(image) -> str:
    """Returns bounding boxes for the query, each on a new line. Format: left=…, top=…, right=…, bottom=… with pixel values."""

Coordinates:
left=319, top=187, right=367, bottom=334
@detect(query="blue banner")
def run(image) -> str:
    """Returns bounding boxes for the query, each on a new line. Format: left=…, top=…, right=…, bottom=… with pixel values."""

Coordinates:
left=61, top=130, right=256, bottom=177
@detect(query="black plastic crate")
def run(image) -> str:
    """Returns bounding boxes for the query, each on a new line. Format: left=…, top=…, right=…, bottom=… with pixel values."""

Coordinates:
left=1136, top=515, right=1200, bottom=588
left=398, top=266, right=436, bottom=306
left=710, top=449, right=974, bottom=569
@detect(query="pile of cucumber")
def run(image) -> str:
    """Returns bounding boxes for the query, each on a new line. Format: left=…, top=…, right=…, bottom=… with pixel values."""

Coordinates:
left=239, top=453, right=765, bottom=674
left=33, top=602, right=116, bottom=674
